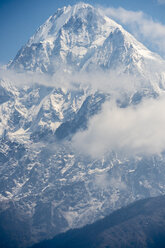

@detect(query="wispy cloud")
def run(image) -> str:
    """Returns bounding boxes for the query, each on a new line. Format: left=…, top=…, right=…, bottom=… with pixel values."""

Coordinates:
left=73, top=96, right=165, bottom=158
left=101, top=7, right=165, bottom=58
left=0, top=68, right=143, bottom=95
left=157, top=0, right=165, bottom=4
left=94, top=173, right=127, bottom=190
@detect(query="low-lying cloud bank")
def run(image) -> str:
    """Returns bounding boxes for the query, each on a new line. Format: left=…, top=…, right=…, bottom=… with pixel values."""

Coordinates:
left=0, top=68, right=143, bottom=95
left=73, top=96, right=165, bottom=158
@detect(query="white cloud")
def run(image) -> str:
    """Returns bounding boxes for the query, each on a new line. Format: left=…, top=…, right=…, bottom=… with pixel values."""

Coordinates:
left=0, top=68, right=73, bottom=89
left=73, top=96, right=165, bottom=158
left=94, top=173, right=127, bottom=190
left=0, top=68, right=143, bottom=95
left=157, top=0, right=165, bottom=4
left=101, top=7, right=165, bottom=57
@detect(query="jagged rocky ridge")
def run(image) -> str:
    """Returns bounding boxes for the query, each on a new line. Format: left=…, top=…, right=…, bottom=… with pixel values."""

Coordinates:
left=1, top=2, right=165, bottom=248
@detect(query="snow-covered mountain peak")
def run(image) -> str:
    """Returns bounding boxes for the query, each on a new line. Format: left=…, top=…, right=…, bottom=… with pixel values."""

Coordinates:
left=27, top=2, right=119, bottom=46
left=8, top=3, right=125, bottom=72
left=67, top=2, right=93, bottom=13
left=9, top=2, right=165, bottom=79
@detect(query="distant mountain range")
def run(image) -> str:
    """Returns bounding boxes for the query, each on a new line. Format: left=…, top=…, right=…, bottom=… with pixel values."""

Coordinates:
left=1, top=3, right=165, bottom=247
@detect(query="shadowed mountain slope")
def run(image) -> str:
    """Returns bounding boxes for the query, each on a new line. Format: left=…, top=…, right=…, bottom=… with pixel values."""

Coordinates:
left=31, top=195, right=165, bottom=248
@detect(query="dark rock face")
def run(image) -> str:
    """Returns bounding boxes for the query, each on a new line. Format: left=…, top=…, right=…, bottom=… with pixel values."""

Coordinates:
left=55, top=92, right=107, bottom=140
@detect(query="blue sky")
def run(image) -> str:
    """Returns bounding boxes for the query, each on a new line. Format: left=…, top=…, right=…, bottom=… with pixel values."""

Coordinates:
left=1, top=0, right=165, bottom=64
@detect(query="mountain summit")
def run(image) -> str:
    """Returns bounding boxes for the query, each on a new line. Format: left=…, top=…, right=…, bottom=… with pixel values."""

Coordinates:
left=9, top=3, right=163, bottom=75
